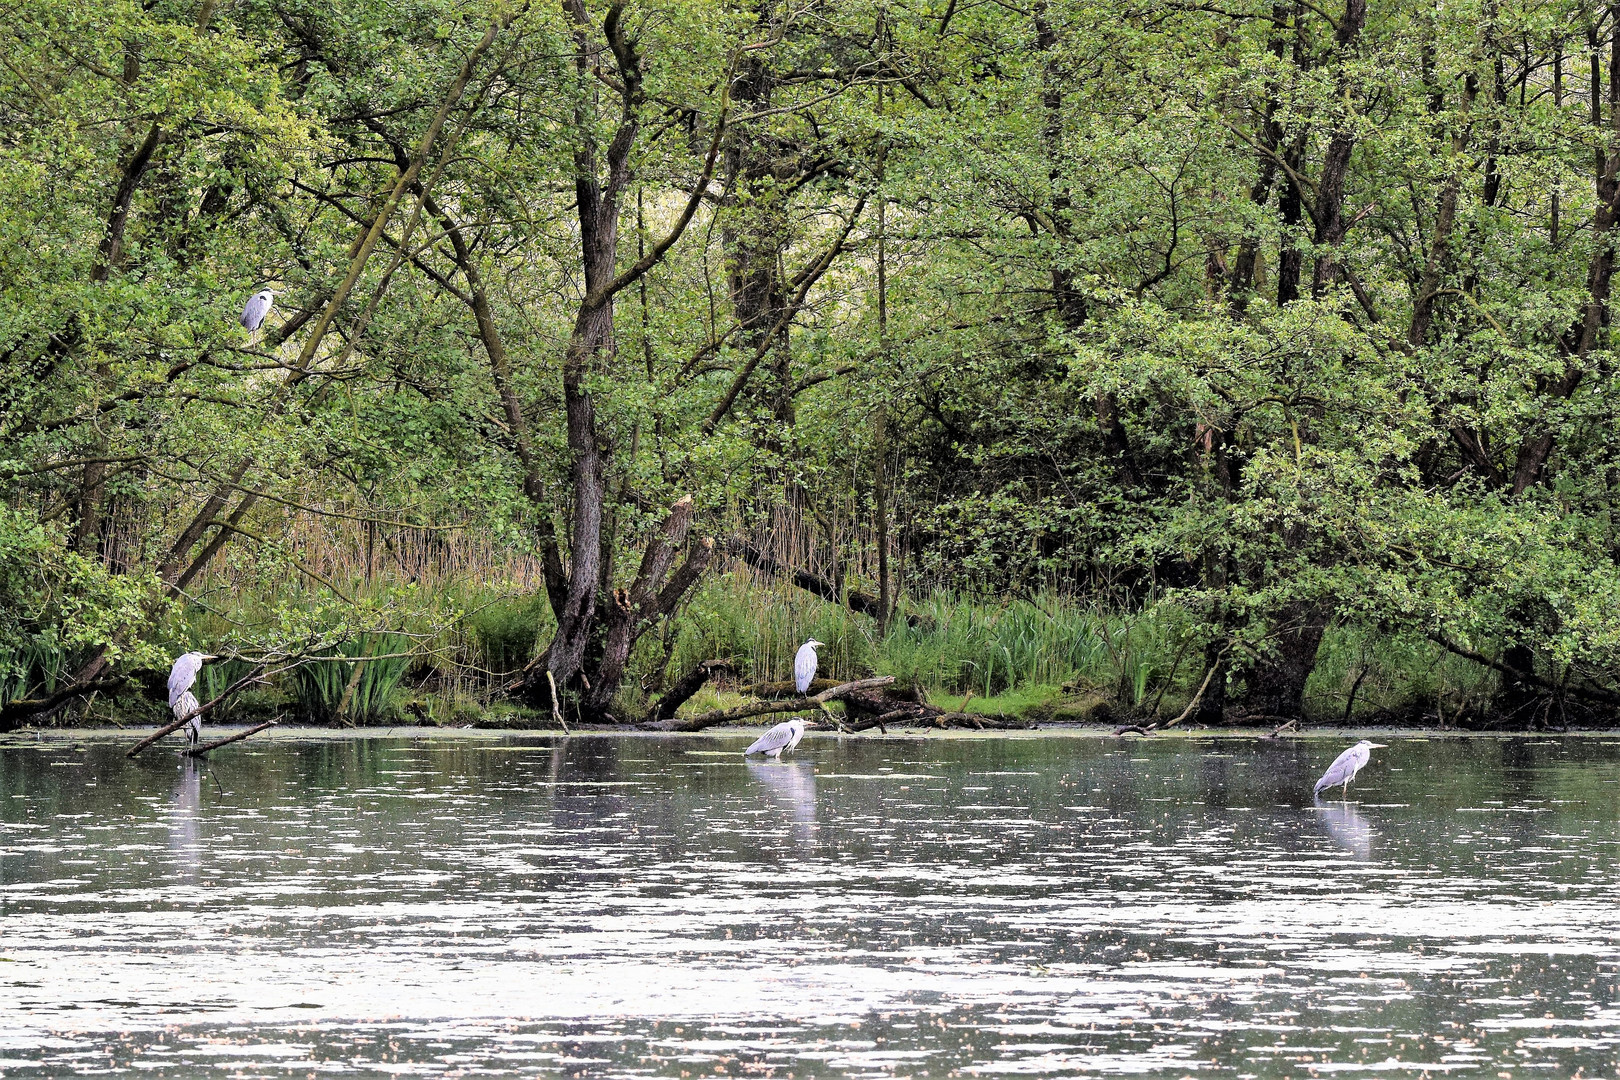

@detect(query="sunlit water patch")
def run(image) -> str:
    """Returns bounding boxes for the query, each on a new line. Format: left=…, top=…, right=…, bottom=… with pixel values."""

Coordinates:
left=2, top=732, right=1619, bottom=1077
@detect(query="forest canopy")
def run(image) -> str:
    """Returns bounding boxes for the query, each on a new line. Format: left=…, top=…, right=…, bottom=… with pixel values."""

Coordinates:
left=4, top=0, right=1620, bottom=729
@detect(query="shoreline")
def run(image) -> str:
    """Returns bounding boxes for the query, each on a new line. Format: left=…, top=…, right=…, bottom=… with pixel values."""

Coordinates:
left=3, top=723, right=1614, bottom=745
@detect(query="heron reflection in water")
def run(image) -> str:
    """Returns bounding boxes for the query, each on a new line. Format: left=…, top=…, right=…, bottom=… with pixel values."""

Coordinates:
left=1315, top=799, right=1374, bottom=859
left=747, top=759, right=817, bottom=844
left=170, top=758, right=204, bottom=879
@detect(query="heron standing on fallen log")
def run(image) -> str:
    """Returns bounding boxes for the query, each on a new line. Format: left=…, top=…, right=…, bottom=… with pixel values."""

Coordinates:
left=168, top=651, right=217, bottom=749
left=794, top=638, right=823, bottom=694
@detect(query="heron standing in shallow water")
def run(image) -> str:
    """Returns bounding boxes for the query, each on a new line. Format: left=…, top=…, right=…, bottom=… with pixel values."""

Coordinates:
left=1314, top=739, right=1387, bottom=798
left=168, top=651, right=217, bottom=749
left=745, top=717, right=806, bottom=759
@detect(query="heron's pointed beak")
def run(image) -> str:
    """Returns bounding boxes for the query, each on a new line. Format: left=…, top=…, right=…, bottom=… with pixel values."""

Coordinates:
left=1368, top=742, right=1387, bottom=748
left=200, top=654, right=219, bottom=661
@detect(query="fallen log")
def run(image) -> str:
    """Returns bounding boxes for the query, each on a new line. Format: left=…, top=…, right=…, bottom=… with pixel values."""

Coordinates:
left=736, top=677, right=846, bottom=699
left=643, top=675, right=896, bottom=732
left=933, top=710, right=1029, bottom=730
left=846, top=708, right=913, bottom=733
left=845, top=706, right=1029, bottom=732
left=646, top=660, right=735, bottom=723
left=183, top=718, right=280, bottom=756
left=0, top=676, right=128, bottom=732
left=839, top=685, right=928, bottom=717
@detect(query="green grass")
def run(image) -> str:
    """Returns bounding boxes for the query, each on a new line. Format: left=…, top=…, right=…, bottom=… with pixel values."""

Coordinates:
left=140, top=560, right=1505, bottom=729
left=288, top=633, right=413, bottom=724
left=0, top=636, right=74, bottom=706
left=1307, top=625, right=1498, bottom=723
left=464, top=592, right=555, bottom=676
left=653, top=572, right=1199, bottom=718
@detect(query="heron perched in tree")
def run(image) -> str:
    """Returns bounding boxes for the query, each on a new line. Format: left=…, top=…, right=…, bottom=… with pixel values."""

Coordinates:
left=240, top=289, right=275, bottom=332
left=794, top=638, right=824, bottom=694
left=1313, top=739, right=1387, bottom=798
left=744, top=717, right=806, bottom=759
left=168, top=651, right=217, bottom=749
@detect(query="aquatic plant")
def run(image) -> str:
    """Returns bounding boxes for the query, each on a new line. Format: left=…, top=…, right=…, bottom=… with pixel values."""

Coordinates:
left=288, top=633, right=414, bottom=724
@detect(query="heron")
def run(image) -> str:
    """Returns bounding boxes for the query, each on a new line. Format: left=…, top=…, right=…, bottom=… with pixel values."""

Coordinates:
left=240, top=289, right=275, bottom=332
left=794, top=638, right=824, bottom=694
left=744, top=717, right=806, bottom=758
left=168, top=651, right=217, bottom=749
left=1313, top=739, right=1387, bottom=798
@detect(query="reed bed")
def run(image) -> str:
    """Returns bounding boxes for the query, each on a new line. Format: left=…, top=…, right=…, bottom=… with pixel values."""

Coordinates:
left=9, top=494, right=1504, bottom=726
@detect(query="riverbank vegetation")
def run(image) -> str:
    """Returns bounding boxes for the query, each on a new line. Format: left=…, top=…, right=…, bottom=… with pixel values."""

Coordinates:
left=4, top=0, right=1620, bottom=732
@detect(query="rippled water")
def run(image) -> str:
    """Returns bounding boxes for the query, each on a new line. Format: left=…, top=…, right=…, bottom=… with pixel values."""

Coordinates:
left=3, top=731, right=1620, bottom=1077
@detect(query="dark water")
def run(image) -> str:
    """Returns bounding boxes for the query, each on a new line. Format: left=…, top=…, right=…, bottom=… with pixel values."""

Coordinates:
left=2, top=731, right=1619, bottom=1078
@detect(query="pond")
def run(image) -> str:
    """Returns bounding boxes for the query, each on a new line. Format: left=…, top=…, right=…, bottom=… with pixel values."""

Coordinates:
left=2, top=730, right=1619, bottom=1077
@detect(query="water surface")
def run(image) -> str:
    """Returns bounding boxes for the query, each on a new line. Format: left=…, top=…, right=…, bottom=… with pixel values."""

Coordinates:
left=2, top=731, right=1619, bottom=1077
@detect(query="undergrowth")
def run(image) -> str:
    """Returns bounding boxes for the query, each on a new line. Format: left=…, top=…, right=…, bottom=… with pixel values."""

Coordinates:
left=15, top=563, right=1513, bottom=728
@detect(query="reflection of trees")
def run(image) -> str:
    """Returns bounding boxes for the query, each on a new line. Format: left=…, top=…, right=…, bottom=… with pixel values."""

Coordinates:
left=1315, top=798, right=1373, bottom=860
left=550, top=736, right=634, bottom=832
left=747, top=760, right=817, bottom=846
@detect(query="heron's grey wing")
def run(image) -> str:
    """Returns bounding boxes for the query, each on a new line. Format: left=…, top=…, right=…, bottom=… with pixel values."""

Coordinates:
left=745, top=721, right=793, bottom=755
left=794, top=644, right=818, bottom=693
left=168, top=654, right=199, bottom=706
left=1314, top=746, right=1360, bottom=791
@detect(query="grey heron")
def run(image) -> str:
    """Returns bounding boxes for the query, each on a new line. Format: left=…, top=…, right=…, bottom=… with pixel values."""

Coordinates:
left=240, top=289, right=275, bottom=332
left=168, top=651, right=217, bottom=749
left=744, top=717, right=806, bottom=758
left=794, top=638, right=823, bottom=694
left=1313, top=739, right=1386, bottom=798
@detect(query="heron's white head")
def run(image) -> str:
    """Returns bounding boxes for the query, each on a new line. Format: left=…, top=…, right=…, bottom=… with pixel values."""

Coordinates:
left=805, top=639, right=823, bottom=649
left=1359, top=740, right=1387, bottom=749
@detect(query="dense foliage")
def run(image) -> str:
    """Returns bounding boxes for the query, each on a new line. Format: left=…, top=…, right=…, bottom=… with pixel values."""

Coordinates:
left=4, top=0, right=1620, bottom=726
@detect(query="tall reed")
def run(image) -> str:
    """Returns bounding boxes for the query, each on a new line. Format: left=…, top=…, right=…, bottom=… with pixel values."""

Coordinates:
left=288, top=633, right=413, bottom=724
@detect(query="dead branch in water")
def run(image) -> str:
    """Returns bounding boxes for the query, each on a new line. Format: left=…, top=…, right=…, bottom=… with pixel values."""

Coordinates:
left=183, top=718, right=280, bottom=756
left=1160, top=662, right=1221, bottom=730
left=126, top=662, right=276, bottom=758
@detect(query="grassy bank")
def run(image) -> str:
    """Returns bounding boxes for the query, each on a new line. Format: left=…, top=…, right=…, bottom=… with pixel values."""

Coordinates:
left=4, top=566, right=1514, bottom=731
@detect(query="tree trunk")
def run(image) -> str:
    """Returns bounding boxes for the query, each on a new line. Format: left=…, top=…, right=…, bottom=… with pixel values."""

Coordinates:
left=1308, top=0, right=1368, bottom=296
left=1495, top=641, right=1542, bottom=726
left=426, top=194, right=568, bottom=616
left=512, top=2, right=729, bottom=721
left=1242, top=601, right=1329, bottom=719
left=1228, top=2, right=1289, bottom=311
